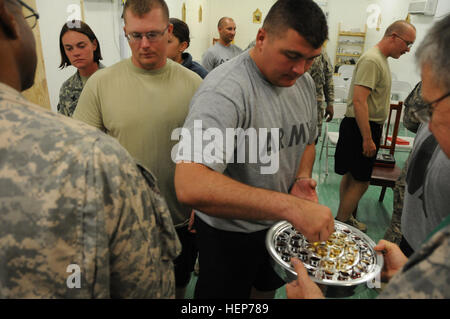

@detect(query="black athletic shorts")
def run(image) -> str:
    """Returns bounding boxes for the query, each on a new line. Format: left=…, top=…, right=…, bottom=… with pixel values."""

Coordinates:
left=334, top=117, right=383, bottom=181
left=193, top=217, right=285, bottom=299
left=174, top=225, right=198, bottom=288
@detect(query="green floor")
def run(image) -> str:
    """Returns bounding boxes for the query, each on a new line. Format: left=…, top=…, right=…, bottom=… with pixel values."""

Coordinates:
left=184, top=121, right=415, bottom=299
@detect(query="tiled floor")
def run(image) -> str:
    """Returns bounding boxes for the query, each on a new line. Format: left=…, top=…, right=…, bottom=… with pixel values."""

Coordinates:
left=184, top=121, right=415, bottom=299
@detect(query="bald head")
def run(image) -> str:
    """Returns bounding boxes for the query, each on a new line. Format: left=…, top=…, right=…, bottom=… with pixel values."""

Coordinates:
left=217, top=17, right=237, bottom=46
left=218, top=17, right=234, bottom=29
left=384, top=20, right=416, bottom=38
left=377, top=19, right=416, bottom=59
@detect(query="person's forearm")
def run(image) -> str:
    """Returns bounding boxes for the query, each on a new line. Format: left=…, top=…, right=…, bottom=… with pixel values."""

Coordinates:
left=175, top=162, right=334, bottom=242
left=175, top=162, right=299, bottom=221
left=353, top=99, right=372, bottom=141
left=295, top=143, right=316, bottom=179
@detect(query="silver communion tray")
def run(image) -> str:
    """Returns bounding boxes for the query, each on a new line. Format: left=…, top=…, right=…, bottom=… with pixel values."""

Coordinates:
left=266, top=220, right=383, bottom=287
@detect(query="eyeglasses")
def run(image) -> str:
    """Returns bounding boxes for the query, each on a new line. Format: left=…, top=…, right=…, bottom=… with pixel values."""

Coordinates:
left=18, top=0, right=40, bottom=29
left=125, top=25, right=169, bottom=43
left=393, top=34, right=413, bottom=49
left=413, top=91, right=450, bottom=123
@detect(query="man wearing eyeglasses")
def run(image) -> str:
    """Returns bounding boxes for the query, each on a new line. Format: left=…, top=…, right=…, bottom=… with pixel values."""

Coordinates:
left=73, top=0, right=202, bottom=299
left=400, top=14, right=450, bottom=259
left=0, top=0, right=180, bottom=298
left=288, top=14, right=450, bottom=299
left=334, top=20, right=416, bottom=232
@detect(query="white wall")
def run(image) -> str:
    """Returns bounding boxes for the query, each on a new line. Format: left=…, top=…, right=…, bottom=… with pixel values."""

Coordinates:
left=407, top=0, right=450, bottom=83
left=325, top=0, right=450, bottom=88
left=208, top=0, right=276, bottom=51
left=36, top=0, right=450, bottom=112
left=83, top=0, right=123, bottom=65
left=184, top=0, right=211, bottom=61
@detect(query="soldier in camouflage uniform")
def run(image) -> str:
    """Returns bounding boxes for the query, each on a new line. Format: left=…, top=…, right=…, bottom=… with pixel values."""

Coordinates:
left=57, top=62, right=105, bottom=117
left=0, top=0, right=180, bottom=298
left=377, top=224, right=450, bottom=298
left=57, top=20, right=104, bottom=117
left=383, top=81, right=425, bottom=245
left=287, top=14, right=450, bottom=299
left=306, top=51, right=334, bottom=141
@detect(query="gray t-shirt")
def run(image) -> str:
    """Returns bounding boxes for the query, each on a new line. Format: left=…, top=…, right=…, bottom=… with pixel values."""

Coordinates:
left=201, top=43, right=243, bottom=72
left=175, top=51, right=317, bottom=233
left=402, top=124, right=450, bottom=251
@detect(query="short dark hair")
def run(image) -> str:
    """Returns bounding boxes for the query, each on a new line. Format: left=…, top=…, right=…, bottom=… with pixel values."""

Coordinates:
left=58, top=20, right=102, bottom=69
left=263, top=0, right=328, bottom=49
left=169, top=17, right=190, bottom=48
left=122, top=0, right=169, bottom=23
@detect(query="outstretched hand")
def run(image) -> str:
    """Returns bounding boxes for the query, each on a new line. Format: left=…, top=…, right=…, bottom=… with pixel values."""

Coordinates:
left=290, top=178, right=319, bottom=203
left=286, top=258, right=325, bottom=299
left=374, top=240, right=408, bottom=282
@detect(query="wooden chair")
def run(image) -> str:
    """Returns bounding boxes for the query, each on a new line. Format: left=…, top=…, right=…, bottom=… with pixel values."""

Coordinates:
left=370, top=102, right=403, bottom=202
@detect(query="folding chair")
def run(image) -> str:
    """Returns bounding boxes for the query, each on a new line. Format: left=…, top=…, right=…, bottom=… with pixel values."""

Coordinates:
left=338, top=65, right=355, bottom=80
left=319, top=102, right=347, bottom=175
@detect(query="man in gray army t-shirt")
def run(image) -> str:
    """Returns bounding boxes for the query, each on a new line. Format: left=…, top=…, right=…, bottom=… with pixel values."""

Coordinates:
left=201, top=17, right=243, bottom=72
left=175, top=0, right=333, bottom=299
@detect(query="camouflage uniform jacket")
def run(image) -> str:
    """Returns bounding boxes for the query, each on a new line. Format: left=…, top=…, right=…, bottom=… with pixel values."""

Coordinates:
left=307, top=52, right=334, bottom=105
left=403, top=81, right=426, bottom=134
left=379, top=223, right=450, bottom=298
left=57, top=63, right=104, bottom=117
left=0, top=82, right=181, bottom=298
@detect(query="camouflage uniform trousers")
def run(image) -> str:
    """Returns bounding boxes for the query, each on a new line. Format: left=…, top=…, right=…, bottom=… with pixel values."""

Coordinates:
left=383, top=154, right=410, bottom=245
left=316, top=100, right=325, bottom=139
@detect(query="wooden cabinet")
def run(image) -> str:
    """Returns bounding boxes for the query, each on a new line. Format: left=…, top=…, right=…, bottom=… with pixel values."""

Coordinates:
left=334, top=23, right=367, bottom=73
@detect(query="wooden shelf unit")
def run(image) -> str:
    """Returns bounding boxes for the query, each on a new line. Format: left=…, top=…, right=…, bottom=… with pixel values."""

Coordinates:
left=334, top=23, right=367, bottom=70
